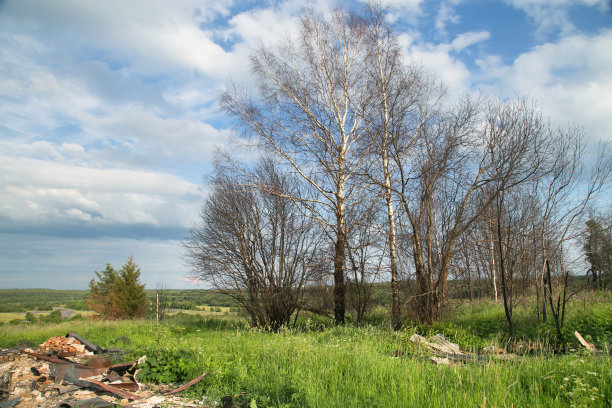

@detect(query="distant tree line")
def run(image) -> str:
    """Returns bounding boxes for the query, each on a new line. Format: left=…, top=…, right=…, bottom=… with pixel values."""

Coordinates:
left=184, top=5, right=611, bottom=333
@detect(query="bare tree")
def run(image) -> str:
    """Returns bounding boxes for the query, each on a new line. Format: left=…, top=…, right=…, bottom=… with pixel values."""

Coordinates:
left=361, top=4, right=440, bottom=329
left=345, top=198, right=387, bottom=325
left=483, top=99, right=549, bottom=338
left=220, top=9, right=377, bottom=325
left=534, top=132, right=611, bottom=340
left=392, top=96, right=504, bottom=324
left=183, top=156, right=322, bottom=331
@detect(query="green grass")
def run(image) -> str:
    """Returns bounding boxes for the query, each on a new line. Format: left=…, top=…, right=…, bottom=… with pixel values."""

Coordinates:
left=445, top=291, right=612, bottom=348
left=1, top=316, right=610, bottom=408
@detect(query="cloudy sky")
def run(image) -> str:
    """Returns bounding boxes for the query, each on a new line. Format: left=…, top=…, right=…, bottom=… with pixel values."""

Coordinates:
left=0, top=0, right=611, bottom=289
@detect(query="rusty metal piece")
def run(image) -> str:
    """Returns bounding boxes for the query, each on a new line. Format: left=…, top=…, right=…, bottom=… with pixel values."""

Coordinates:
left=104, top=370, right=123, bottom=383
left=164, top=371, right=210, bottom=396
left=51, top=361, right=108, bottom=384
left=108, top=359, right=137, bottom=375
left=86, top=356, right=111, bottom=368
left=84, top=378, right=140, bottom=400
left=24, top=351, right=74, bottom=365
left=66, top=332, right=101, bottom=354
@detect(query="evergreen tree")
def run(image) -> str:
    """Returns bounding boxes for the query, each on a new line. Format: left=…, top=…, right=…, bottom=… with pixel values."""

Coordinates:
left=86, top=263, right=120, bottom=318
left=113, top=256, right=147, bottom=318
left=85, top=257, right=147, bottom=319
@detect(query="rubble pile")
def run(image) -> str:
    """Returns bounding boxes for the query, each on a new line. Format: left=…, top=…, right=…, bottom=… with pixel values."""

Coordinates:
left=37, top=337, right=87, bottom=356
left=0, top=333, right=210, bottom=408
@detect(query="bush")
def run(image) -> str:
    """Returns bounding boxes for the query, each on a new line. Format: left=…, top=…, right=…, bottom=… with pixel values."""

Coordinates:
left=39, top=310, right=62, bottom=324
left=25, top=312, right=37, bottom=323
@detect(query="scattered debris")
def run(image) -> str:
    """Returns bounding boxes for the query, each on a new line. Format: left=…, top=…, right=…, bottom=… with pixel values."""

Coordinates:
left=410, top=333, right=477, bottom=364
left=66, top=332, right=101, bottom=355
left=574, top=331, right=598, bottom=352
left=409, top=333, right=521, bottom=365
left=0, top=333, right=211, bottom=407
left=57, top=397, right=115, bottom=408
left=481, top=346, right=504, bottom=355
left=410, top=333, right=461, bottom=355
left=0, top=398, right=20, bottom=408
left=429, top=356, right=451, bottom=365
left=38, top=336, right=88, bottom=357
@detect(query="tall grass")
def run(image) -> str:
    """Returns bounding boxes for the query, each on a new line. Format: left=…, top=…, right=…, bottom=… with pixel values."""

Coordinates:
left=1, top=317, right=609, bottom=407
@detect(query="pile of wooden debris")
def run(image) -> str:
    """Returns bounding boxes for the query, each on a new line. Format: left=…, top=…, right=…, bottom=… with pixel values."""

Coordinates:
left=0, top=333, right=210, bottom=408
left=409, top=330, right=602, bottom=366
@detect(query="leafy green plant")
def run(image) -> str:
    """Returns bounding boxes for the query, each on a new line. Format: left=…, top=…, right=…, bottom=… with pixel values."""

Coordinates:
left=135, top=350, right=200, bottom=384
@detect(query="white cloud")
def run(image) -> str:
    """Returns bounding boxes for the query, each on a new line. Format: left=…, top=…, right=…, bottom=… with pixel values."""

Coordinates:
left=404, top=30, right=489, bottom=98
left=504, top=0, right=609, bottom=38
left=435, top=2, right=460, bottom=36
left=475, top=29, right=612, bottom=143
left=1, top=0, right=236, bottom=76
left=0, top=153, right=206, bottom=229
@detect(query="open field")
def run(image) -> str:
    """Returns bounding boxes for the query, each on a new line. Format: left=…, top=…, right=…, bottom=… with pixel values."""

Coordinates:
left=0, top=310, right=97, bottom=323
left=1, top=289, right=610, bottom=407
left=1, top=315, right=610, bottom=408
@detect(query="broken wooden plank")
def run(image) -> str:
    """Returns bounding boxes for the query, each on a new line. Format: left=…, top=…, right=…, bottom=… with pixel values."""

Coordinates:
left=410, top=333, right=463, bottom=355
left=574, top=331, right=597, bottom=352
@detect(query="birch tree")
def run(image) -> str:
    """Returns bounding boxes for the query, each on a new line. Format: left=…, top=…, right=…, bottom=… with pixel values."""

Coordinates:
left=220, top=9, right=375, bottom=324
left=362, top=5, right=440, bottom=329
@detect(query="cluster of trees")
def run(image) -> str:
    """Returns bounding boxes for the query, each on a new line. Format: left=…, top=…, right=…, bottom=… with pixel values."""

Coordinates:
left=86, top=256, right=147, bottom=319
left=184, top=6, right=611, bottom=332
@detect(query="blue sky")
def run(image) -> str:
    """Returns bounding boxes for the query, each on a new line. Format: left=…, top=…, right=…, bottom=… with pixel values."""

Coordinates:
left=0, top=0, right=611, bottom=289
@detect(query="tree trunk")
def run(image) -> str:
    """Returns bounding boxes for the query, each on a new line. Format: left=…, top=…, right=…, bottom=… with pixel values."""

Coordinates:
left=382, top=151, right=401, bottom=330
left=334, top=191, right=347, bottom=325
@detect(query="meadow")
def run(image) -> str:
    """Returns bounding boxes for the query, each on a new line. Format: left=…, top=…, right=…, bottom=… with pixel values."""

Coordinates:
left=1, top=290, right=610, bottom=407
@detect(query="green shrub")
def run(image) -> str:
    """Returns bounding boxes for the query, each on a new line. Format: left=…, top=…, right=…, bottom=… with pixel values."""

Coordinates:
left=39, top=310, right=62, bottom=324
left=25, top=312, right=37, bottom=323
left=135, top=350, right=200, bottom=384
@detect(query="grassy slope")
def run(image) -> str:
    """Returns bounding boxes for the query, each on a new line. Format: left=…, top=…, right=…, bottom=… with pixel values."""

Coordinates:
left=1, top=316, right=609, bottom=408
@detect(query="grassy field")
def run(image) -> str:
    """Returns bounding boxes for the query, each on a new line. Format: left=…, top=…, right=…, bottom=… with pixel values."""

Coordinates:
left=1, top=288, right=610, bottom=407
left=1, top=305, right=610, bottom=407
